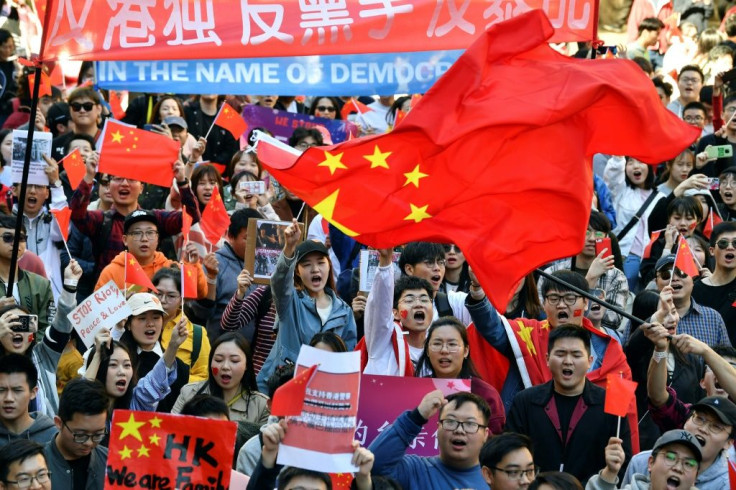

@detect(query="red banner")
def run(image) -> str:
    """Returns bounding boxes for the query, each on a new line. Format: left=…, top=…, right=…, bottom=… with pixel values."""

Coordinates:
left=42, top=0, right=597, bottom=62
left=105, top=410, right=237, bottom=490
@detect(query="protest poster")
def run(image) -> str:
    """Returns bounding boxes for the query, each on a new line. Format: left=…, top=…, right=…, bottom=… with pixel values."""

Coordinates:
left=277, top=345, right=361, bottom=474
left=355, top=375, right=470, bottom=457
left=242, top=105, right=357, bottom=145
left=358, top=250, right=401, bottom=293
left=67, top=281, right=131, bottom=349
left=105, top=410, right=237, bottom=489
left=43, top=1, right=596, bottom=62
left=244, top=218, right=291, bottom=285
left=11, top=130, right=52, bottom=186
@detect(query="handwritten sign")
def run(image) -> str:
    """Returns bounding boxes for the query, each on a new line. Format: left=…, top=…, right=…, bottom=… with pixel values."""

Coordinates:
left=68, top=281, right=131, bottom=348
left=105, top=411, right=237, bottom=490
left=11, top=130, right=52, bottom=186
left=356, top=375, right=470, bottom=457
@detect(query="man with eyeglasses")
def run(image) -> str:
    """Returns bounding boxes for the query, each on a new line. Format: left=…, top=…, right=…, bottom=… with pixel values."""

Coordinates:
left=369, top=390, right=490, bottom=489
left=45, top=379, right=109, bottom=490
left=50, top=87, right=103, bottom=161
left=695, top=95, right=736, bottom=178
left=0, top=439, right=52, bottom=490
left=651, top=255, right=729, bottom=348
left=590, top=430, right=702, bottom=490
left=95, top=210, right=209, bottom=296
left=692, top=222, right=736, bottom=341
left=715, top=169, right=736, bottom=221
left=506, top=326, right=632, bottom=484
left=479, top=432, right=537, bottom=489
left=667, top=66, right=703, bottom=119
left=682, top=102, right=708, bottom=136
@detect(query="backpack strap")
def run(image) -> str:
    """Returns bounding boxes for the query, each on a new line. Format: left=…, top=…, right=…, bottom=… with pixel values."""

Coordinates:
left=191, top=324, right=203, bottom=368
left=434, top=291, right=453, bottom=318
left=92, top=210, right=115, bottom=273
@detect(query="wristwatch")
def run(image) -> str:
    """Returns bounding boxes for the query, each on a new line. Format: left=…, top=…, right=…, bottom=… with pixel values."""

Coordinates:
left=52, top=180, right=62, bottom=188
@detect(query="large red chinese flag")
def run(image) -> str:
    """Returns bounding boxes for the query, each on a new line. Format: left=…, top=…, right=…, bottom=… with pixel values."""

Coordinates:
left=271, top=364, right=318, bottom=417
left=256, top=11, right=699, bottom=312
left=675, top=236, right=700, bottom=277
left=59, top=148, right=85, bottom=190
left=200, top=185, right=230, bottom=246
left=703, top=208, right=723, bottom=239
left=213, top=102, right=247, bottom=139
left=98, top=120, right=178, bottom=188
left=50, top=208, right=71, bottom=243
left=124, top=252, right=158, bottom=293
left=181, top=263, right=199, bottom=300
left=604, top=374, right=638, bottom=417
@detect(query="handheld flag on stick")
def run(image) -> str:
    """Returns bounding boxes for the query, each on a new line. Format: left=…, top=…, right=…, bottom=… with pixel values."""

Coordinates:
left=50, top=208, right=72, bottom=259
left=642, top=229, right=664, bottom=260
left=181, top=262, right=199, bottom=300
left=604, top=373, right=637, bottom=439
left=59, top=148, right=85, bottom=191
left=271, top=364, right=319, bottom=417
left=703, top=208, right=723, bottom=239
left=200, top=186, right=230, bottom=247
left=206, top=102, right=247, bottom=140
left=674, top=235, right=700, bottom=278
left=124, top=252, right=158, bottom=293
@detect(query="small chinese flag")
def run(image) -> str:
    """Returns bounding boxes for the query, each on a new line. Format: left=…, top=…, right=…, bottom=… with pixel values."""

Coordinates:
left=59, top=149, right=85, bottom=190
left=642, top=230, right=662, bottom=259
left=271, top=364, right=318, bottom=416
left=50, top=208, right=71, bottom=243
left=181, top=208, right=192, bottom=241
left=108, top=91, right=126, bottom=120
left=394, top=109, right=407, bottom=128
left=200, top=185, right=230, bottom=246
left=330, top=473, right=354, bottom=489
left=98, top=119, right=179, bottom=188
left=125, top=252, right=158, bottom=293
left=181, top=263, right=199, bottom=300
left=340, top=98, right=373, bottom=120
left=27, top=71, right=52, bottom=98
left=703, top=208, right=723, bottom=239
left=675, top=236, right=700, bottom=277
left=213, top=102, right=247, bottom=139
left=604, top=374, right=637, bottom=417
left=729, top=460, right=736, bottom=490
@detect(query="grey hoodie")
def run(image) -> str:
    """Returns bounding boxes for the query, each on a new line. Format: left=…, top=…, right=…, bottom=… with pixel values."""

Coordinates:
left=623, top=449, right=724, bottom=490
left=0, top=411, right=57, bottom=446
left=587, top=472, right=699, bottom=490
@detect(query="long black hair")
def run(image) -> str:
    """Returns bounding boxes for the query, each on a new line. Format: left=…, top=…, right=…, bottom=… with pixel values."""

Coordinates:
left=415, top=317, right=480, bottom=379
left=202, top=332, right=258, bottom=399
left=87, top=340, right=139, bottom=411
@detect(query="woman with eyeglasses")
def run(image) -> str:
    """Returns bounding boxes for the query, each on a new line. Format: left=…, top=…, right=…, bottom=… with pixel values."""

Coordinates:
left=414, top=317, right=505, bottom=435
left=151, top=267, right=212, bottom=383
left=308, top=96, right=341, bottom=120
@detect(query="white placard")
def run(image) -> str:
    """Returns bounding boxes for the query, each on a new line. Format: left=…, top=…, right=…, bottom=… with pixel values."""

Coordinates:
left=67, top=281, right=132, bottom=348
left=359, top=249, right=401, bottom=292
left=11, top=130, right=52, bottom=186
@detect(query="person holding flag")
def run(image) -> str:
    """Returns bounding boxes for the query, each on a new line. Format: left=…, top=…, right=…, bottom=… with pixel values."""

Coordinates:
left=184, top=94, right=239, bottom=165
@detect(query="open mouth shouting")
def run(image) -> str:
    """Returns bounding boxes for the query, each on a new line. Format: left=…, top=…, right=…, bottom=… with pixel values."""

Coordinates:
left=143, top=328, right=157, bottom=341
left=449, top=436, right=467, bottom=452
left=665, top=476, right=683, bottom=489
left=308, top=273, right=324, bottom=290
left=218, top=372, right=233, bottom=387
left=429, top=274, right=442, bottom=289
left=590, top=303, right=601, bottom=312
left=555, top=310, right=570, bottom=323
left=560, top=367, right=575, bottom=381
left=114, top=378, right=128, bottom=394
left=723, top=251, right=735, bottom=264
left=11, top=334, right=24, bottom=350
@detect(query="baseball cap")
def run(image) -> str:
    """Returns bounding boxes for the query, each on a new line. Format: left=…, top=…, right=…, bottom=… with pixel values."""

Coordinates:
left=652, top=430, right=703, bottom=462
left=295, top=240, right=329, bottom=263
left=124, top=210, right=158, bottom=234
left=46, top=102, right=70, bottom=124
left=691, top=396, right=736, bottom=427
left=163, top=116, right=187, bottom=129
left=655, top=254, right=676, bottom=272
left=127, top=293, right=165, bottom=316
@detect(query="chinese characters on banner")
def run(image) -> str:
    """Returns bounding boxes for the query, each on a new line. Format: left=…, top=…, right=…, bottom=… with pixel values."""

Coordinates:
left=43, top=0, right=597, bottom=61
left=355, top=375, right=470, bottom=457
left=105, top=410, right=237, bottom=489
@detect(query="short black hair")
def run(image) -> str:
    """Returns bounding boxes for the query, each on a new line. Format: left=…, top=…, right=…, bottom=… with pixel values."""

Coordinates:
left=63, top=132, right=96, bottom=155
left=277, top=467, right=332, bottom=490
left=0, top=440, right=45, bottom=482
left=679, top=65, right=704, bottom=83
left=667, top=196, right=703, bottom=222
left=588, top=210, right=612, bottom=234
left=480, top=432, right=534, bottom=469
left=227, top=208, right=262, bottom=238
left=713, top=344, right=736, bottom=360
left=724, top=94, right=736, bottom=108
left=441, top=391, right=491, bottom=426
left=710, top=222, right=736, bottom=246
left=288, top=127, right=324, bottom=148
left=548, top=325, right=591, bottom=356
left=637, top=17, right=664, bottom=35
left=58, top=378, right=110, bottom=422
left=265, top=364, right=295, bottom=398
left=393, top=275, right=434, bottom=308
left=632, top=57, right=653, bottom=75
left=0, top=353, right=37, bottom=390
left=0, top=215, right=24, bottom=234
left=683, top=101, right=707, bottom=116
left=180, top=394, right=230, bottom=420
left=726, top=13, right=736, bottom=36
left=652, top=77, right=673, bottom=98
left=540, top=270, right=588, bottom=297
left=529, top=471, right=583, bottom=490
left=398, top=242, right=445, bottom=274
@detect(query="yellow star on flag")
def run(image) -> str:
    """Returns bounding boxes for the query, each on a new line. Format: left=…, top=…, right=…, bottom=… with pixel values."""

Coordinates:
left=403, top=165, right=428, bottom=188
left=116, top=413, right=145, bottom=442
left=129, top=258, right=137, bottom=266
left=137, top=445, right=150, bottom=457
left=404, top=203, right=432, bottom=223
left=149, top=433, right=161, bottom=446
left=318, top=151, right=348, bottom=175
left=111, top=131, right=124, bottom=144
left=119, top=445, right=133, bottom=460
left=364, top=145, right=391, bottom=169
left=149, top=416, right=162, bottom=428
left=516, top=323, right=537, bottom=356
left=313, top=189, right=358, bottom=237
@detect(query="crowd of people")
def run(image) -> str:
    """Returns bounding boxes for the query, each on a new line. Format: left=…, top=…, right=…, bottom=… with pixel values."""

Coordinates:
left=0, top=3, right=730, bottom=488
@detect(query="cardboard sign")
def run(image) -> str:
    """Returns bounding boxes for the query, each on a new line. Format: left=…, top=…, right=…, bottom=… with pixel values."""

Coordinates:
left=278, top=346, right=361, bottom=474
left=11, top=130, right=52, bottom=186
left=105, top=410, right=237, bottom=489
left=68, top=281, right=131, bottom=349
left=358, top=250, right=401, bottom=293
left=356, top=375, right=470, bottom=456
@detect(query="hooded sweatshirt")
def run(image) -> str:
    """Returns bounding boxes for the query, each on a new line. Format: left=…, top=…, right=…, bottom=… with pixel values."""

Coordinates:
left=0, top=411, right=58, bottom=446
left=623, top=448, right=725, bottom=490
left=587, top=472, right=698, bottom=490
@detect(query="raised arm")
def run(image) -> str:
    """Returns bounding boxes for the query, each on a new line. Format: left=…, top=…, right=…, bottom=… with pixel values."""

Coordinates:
left=363, top=249, right=397, bottom=370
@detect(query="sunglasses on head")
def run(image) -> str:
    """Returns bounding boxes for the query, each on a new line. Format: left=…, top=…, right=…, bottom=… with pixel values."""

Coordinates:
left=316, top=105, right=336, bottom=112
left=715, top=239, right=736, bottom=250
left=0, top=233, right=26, bottom=244
left=70, top=102, right=95, bottom=112
left=657, top=267, right=688, bottom=280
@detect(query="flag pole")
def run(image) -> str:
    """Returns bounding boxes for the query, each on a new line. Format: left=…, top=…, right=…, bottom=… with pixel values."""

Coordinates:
left=203, top=105, right=222, bottom=140
left=668, top=236, right=682, bottom=287
left=7, top=63, right=43, bottom=297
left=616, top=370, right=623, bottom=439
left=535, top=268, right=646, bottom=326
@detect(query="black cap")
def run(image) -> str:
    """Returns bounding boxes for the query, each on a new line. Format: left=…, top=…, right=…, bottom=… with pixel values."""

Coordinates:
left=124, top=210, right=157, bottom=234
left=46, top=102, right=70, bottom=124
left=295, top=240, right=329, bottom=263
left=162, top=116, right=187, bottom=129
left=655, top=254, right=676, bottom=272
left=652, top=430, right=703, bottom=462
left=691, top=396, right=736, bottom=427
